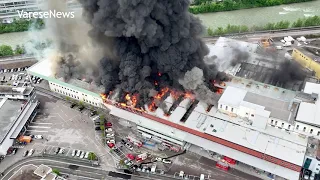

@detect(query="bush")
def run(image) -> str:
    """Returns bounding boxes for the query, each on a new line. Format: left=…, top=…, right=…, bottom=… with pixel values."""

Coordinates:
left=52, top=169, right=60, bottom=175
left=0, top=45, right=14, bottom=56
left=14, top=45, right=25, bottom=55
left=189, top=0, right=314, bottom=14
left=88, top=152, right=97, bottom=160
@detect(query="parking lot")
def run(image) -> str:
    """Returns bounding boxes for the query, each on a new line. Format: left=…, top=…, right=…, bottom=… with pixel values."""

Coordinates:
left=0, top=67, right=44, bottom=87
left=0, top=91, right=118, bottom=172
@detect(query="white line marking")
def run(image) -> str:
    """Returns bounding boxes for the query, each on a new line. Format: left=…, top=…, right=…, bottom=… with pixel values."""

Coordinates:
left=30, top=122, right=53, bottom=125
left=26, top=130, right=48, bottom=133
left=28, top=126, right=51, bottom=129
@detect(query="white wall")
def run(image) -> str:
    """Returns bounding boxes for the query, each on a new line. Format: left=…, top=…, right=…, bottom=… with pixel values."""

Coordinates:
left=0, top=138, right=14, bottom=155
left=49, top=81, right=102, bottom=107
left=294, top=121, right=320, bottom=138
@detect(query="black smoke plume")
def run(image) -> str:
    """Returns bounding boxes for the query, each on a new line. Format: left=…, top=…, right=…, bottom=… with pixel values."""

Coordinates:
left=78, top=0, right=221, bottom=106
left=272, top=60, right=306, bottom=83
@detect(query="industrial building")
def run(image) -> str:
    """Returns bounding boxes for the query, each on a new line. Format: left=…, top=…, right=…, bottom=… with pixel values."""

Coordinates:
left=292, top=47, right=320, bottom=79
left=27, top=38, right=320, bottom=180
left=0, top=86, right=38, bottom=155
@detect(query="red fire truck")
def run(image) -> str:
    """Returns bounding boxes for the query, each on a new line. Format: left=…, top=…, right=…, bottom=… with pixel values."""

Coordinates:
left=223, top=156, right=236, bottom=165
left=216, top=161, right=230, bottom=171
left=161, top=142, right=181, bottom=152
left=127, top=135, right=143, bottom=147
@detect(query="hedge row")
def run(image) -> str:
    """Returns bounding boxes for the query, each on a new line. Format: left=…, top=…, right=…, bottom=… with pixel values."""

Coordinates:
left=207, top=15, right=320, bottom=36
left=0, top=18, right=44, bottom=34
left=190, top=0, right=315, bottom=14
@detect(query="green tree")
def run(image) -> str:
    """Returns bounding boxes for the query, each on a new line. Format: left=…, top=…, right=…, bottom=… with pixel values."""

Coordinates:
left=0, top=45, right=14, bottom=56
left=88, top=152, right=97, bottom=160
left=52, top=169, right=60, bottom=176
left=291, top=18, right=304, bottom=27
left=65, top=96, right=70, bottom=102
left=207, top=27, right=214, bottom=36
left=14, top=45, right=25, bottom=55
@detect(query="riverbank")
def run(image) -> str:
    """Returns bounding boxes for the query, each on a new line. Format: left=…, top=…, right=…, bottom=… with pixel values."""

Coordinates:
left=207, top=15, right=320, bottom=36
left=190, top=0, right=316, bottom=14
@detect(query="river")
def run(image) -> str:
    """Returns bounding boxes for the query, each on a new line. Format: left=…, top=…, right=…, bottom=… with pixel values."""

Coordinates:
left=0, top=0, right=320, bottom=47
left=196, top=0, right=320, bottom=29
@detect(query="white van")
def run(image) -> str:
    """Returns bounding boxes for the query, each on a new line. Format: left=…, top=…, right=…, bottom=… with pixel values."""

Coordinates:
left=200, top=174, right=205, bottom=180
left=151, top=164, right=156, bottom=174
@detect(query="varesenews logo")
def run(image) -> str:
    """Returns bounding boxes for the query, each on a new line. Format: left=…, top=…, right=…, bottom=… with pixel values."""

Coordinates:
left=18, top=10, right=75, bottom=19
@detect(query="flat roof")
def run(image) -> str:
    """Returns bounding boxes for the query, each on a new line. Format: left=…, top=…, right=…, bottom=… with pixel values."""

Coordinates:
left=0, top=98, right=22, bottom=143
left=0, top=86, right=34, bottom=96
left=34, top=164, right=52, bottom=178
left=218, top=86, right=247, bottom=107
left=296, top=82, right=320, bottom=126
left=28, top=59, right=102, bottom=97
left=244, top=92, right=292, bottom=121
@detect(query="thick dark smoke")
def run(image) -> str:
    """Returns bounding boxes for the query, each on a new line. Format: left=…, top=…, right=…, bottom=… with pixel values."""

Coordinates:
left=230, top=48, right=249, bottom=66
left=272, top=60, right=306, bottom=83
left=78, top=0, right=221, bottom=106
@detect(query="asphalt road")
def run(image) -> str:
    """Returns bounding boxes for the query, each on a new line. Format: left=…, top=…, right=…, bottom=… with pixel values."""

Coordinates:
left=1, top=156, right=178, bottom=180
left=202, top=28, right=320, bottom=44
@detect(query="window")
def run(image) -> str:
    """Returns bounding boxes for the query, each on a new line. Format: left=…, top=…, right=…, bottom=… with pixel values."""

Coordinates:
left=281, top=123, right=284, bottom=127
left=246, top=112, right=249, bottom=115
left=275, top=121, right=278, bottom=125
left=288, top=125, right=291, bottom=129
left=296, top=125, right=299, bottom=130
left=231, top=108, right=234, bottom=112
left=303, top=127, right=306, bottom=132
left=251, top=114, right=254, bottom=117
left=310, top=129, right=313, bottom=134
left=271, top=120, right=274, bottom=124
left=318, top=131, right=320, bottom=136
left=225, top=106, right=228, bottom=110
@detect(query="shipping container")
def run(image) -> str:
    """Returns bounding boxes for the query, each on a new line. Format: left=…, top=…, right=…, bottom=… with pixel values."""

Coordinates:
left=18, top=136, right=32, bottom=143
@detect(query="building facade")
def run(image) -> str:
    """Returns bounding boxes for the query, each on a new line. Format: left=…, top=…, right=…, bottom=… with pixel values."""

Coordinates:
left=292, top=48, right=320, bottom=79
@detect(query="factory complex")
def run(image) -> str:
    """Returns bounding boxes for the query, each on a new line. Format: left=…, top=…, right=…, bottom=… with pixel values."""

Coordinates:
left=27, top=37, right=320, bottom=180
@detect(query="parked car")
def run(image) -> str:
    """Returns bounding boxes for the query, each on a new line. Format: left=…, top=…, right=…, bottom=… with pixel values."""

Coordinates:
left=12, top=148, right=17, bottom=155
left=179, top=171, right=184, bottom=178
left=58, top=148, right=65, bottom=154
left=80, top=151, right=85, bottom=158
left=105, top=128, right=112, bottom=132
left=105, top=122, right=112, bottom=127
left=85, top=152, right=89, bottom=159
left=90, top=111, right=97, bottom=116
left=95, top=126, right=101, bottom=131
left=23, top=150, right=28, bottom=157
left=107, top=143, right=115, bottom=148
left=162, top=159, right=172, bottom=164
left=78, top=106, right=85, bottom=111
left=71, top=149, right=77, bottom=156
left=94, top=122, right=100, bottom=125
left=70, top=103, right=76, bottom=108
left=34, top=135, right=43, bottom=139
left=106, top=133, right=114, bottom=138
left=125, top=143, right=133, bottom=150
left=127, top=154, right=135, bottom=160
left=155, top=157, right=162, bottom=162
left=121, top=139, right=126, bottom=144
left=107, top=139, right=115, bottom=144
left=114, top=148, right=121, bottom=154
left=76, top=150, right=81, bottom=157
left=28, top=149, right=34, bottom=156
left=54, top=147, right=60, bottom=154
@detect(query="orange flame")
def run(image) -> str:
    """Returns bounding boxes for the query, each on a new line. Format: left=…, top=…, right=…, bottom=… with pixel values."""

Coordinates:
left=216, top=89, right=224, bottom=94
left=120, top=103, right=126, bottom=107
left=125, top=94, right=131, bottom=101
